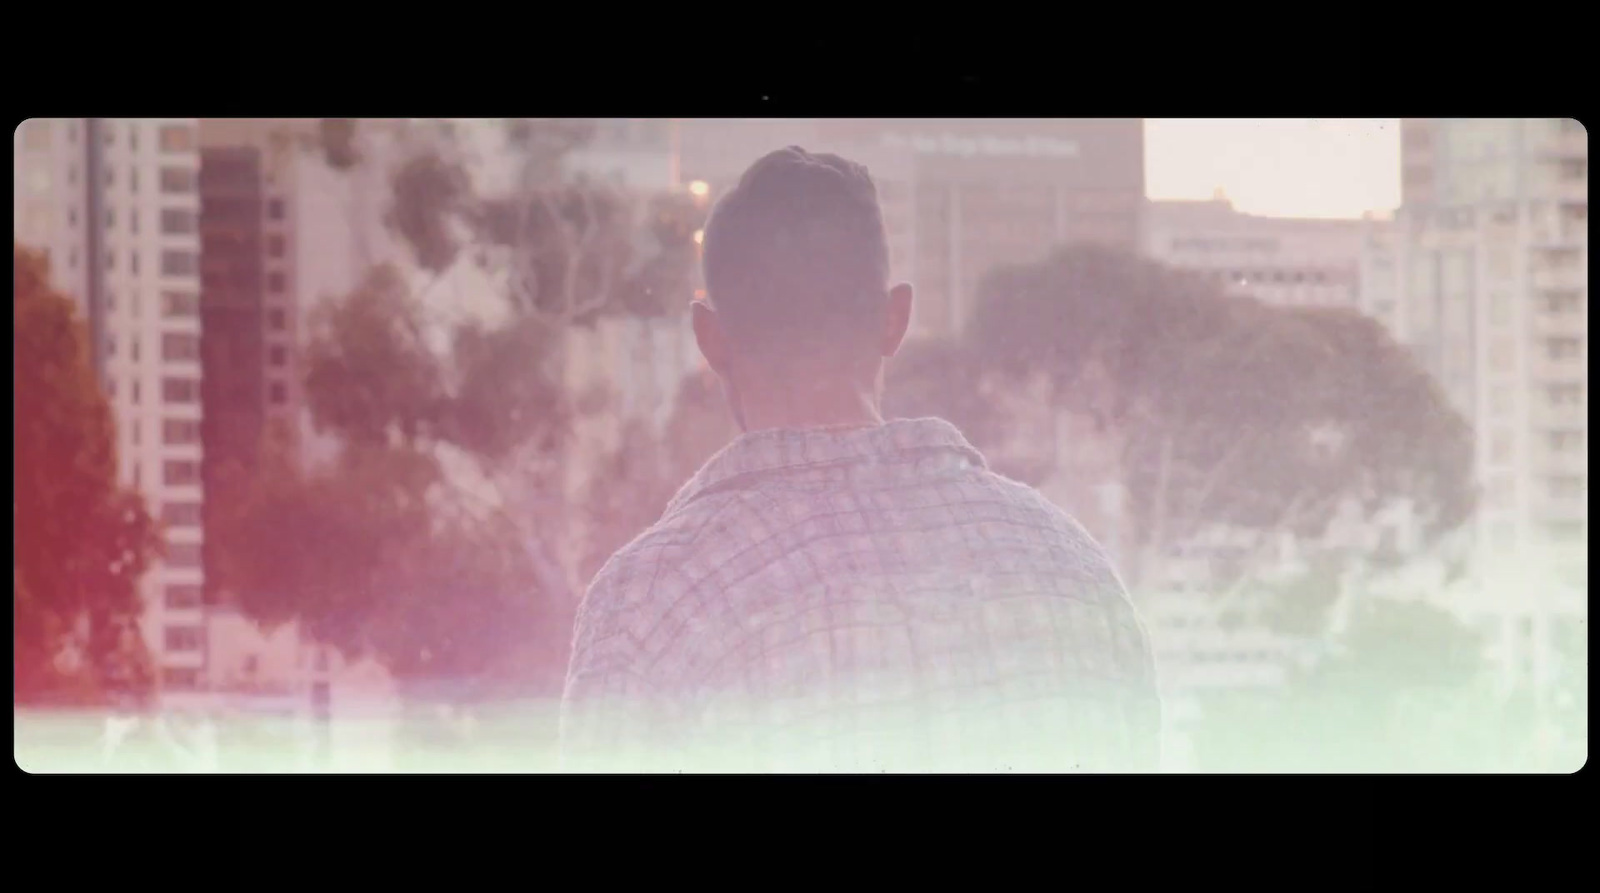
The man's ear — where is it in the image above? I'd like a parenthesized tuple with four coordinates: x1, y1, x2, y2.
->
(692, 299, 730, 376)
(882, 282, 914, 358)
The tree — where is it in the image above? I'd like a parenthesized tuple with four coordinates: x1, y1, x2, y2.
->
(13, 243, 158, 707)
(885, 338, 1005, 452)
(215, 120, 706, 697)
(956, 244, 1475, 597)
(578, 369, 740, 584)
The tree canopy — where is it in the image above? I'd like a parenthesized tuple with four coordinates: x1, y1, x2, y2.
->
(944, 243, 1476, 594)
(215, 120, 706, 697)
(14, 243, 158, 707)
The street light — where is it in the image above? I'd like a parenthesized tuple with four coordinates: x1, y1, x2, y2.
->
(688, 180, 710, 200)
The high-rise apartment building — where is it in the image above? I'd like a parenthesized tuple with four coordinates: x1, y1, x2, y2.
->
(1366, 118, 1587, 720)
(1369, 118, 1587, 568)
(14, 118, 208, 696)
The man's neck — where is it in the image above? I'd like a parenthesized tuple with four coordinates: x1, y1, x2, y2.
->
(736, 378, 884, 434)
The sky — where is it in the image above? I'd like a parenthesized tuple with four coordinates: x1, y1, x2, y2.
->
(1144, 119, 1401, 220)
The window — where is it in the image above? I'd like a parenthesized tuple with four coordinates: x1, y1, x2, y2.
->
(269, 345, 288, 366)
(159, 208, 196, 234)
(130, 168, 138, 192)
(159, 167, 196, 193)
(165, 543, 203, 569)
(267, 199, 285, 220)
(1489, 429, 1513, 464)
(68, 207, 77, 227)
(162, 333, 200, 362)
(131, 252, 139, 275)
(104, 165, 114, 187)
(130, 421, 140, 445)
(268, 381, 288, 404)
(131, 380, 140, 404)
(162, 668, 200, 690)
(1489, 385, 1512, 416)
(162, 291, 199, 317)
(267, 235, 286, 258)
(1545, 291, 1582, 314)
(130, 209, 139, 234)
(1549, 384, 1584, 406)
(161, 250, 197, 277)
(161, 377, 199, 403)
(1550, 431, 1585, 452)
(163, 624, 204, 650)
(1547, 337, 1582, 360)
(163, 419, 201, 444)
(158, 125, 195, 153)
(1549, 476, 1586, 499)
(1488, 291, 1511, 326)
(268, 308, 287, 331)
(163, 460, 200, 485)
(267, 272, 285, 294)
(105, 248, 114, 270)
(69, 165, 78, 186)
(130, 125, 139, 153)
(1488, 338, 1515, 371)
(103, 123, 114, 145)
(164, 583, 202, 610)
(161, 502, 203, 527)
(106, 208, 115, 229)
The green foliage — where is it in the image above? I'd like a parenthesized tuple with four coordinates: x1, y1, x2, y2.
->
(218, 121, 706, 694)
(1190, 599, 1503, 772)
(13, 243, 158, 707)
(915, 243, 1476, 591)
(301, 265, 448, 450)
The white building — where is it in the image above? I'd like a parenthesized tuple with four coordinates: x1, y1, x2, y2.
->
(14, 118, 208, 695)
(1365, 118, 1587, 576)
(1359, 119, 1587, 752)
(1142, 193, 1373, 308)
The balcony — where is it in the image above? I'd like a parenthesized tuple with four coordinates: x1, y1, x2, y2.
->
(1537, 448, 1589, 477)
(1537, 505, 1589, 529)
(1530, 400, 1587, 431)
(1529, 219, 1588, 246)
(1531, 265, 1585, 290)
(1531, 304, 1585, 334)
(1533, 354, 1587, 383)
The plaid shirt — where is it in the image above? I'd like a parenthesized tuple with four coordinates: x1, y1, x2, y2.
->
(560, 417, 1162, 772)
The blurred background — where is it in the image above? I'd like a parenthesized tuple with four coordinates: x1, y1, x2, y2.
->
(12, 118, 1587, 772)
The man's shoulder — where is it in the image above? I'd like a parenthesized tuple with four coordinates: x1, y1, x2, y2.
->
(582, 489, 760, 611)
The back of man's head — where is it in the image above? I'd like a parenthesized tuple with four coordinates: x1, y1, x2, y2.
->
(701, 146, 891, 375)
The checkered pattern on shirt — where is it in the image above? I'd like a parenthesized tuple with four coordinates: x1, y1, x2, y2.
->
(560, 418, 1161, 772)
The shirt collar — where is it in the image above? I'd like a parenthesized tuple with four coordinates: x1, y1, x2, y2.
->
(664, 416, 988, 515)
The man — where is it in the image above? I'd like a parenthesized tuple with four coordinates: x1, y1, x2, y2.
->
(560, 146, 1161, 772)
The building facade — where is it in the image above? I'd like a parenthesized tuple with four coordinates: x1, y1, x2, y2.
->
(14, 118, 209, 695)
(1367, 118, 1587, 730)
(1369, 118, 1587, 572)
(1143, 194, 1374, 308)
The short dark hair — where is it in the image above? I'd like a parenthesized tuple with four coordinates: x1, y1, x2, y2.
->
(701, 146, 890, 369)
